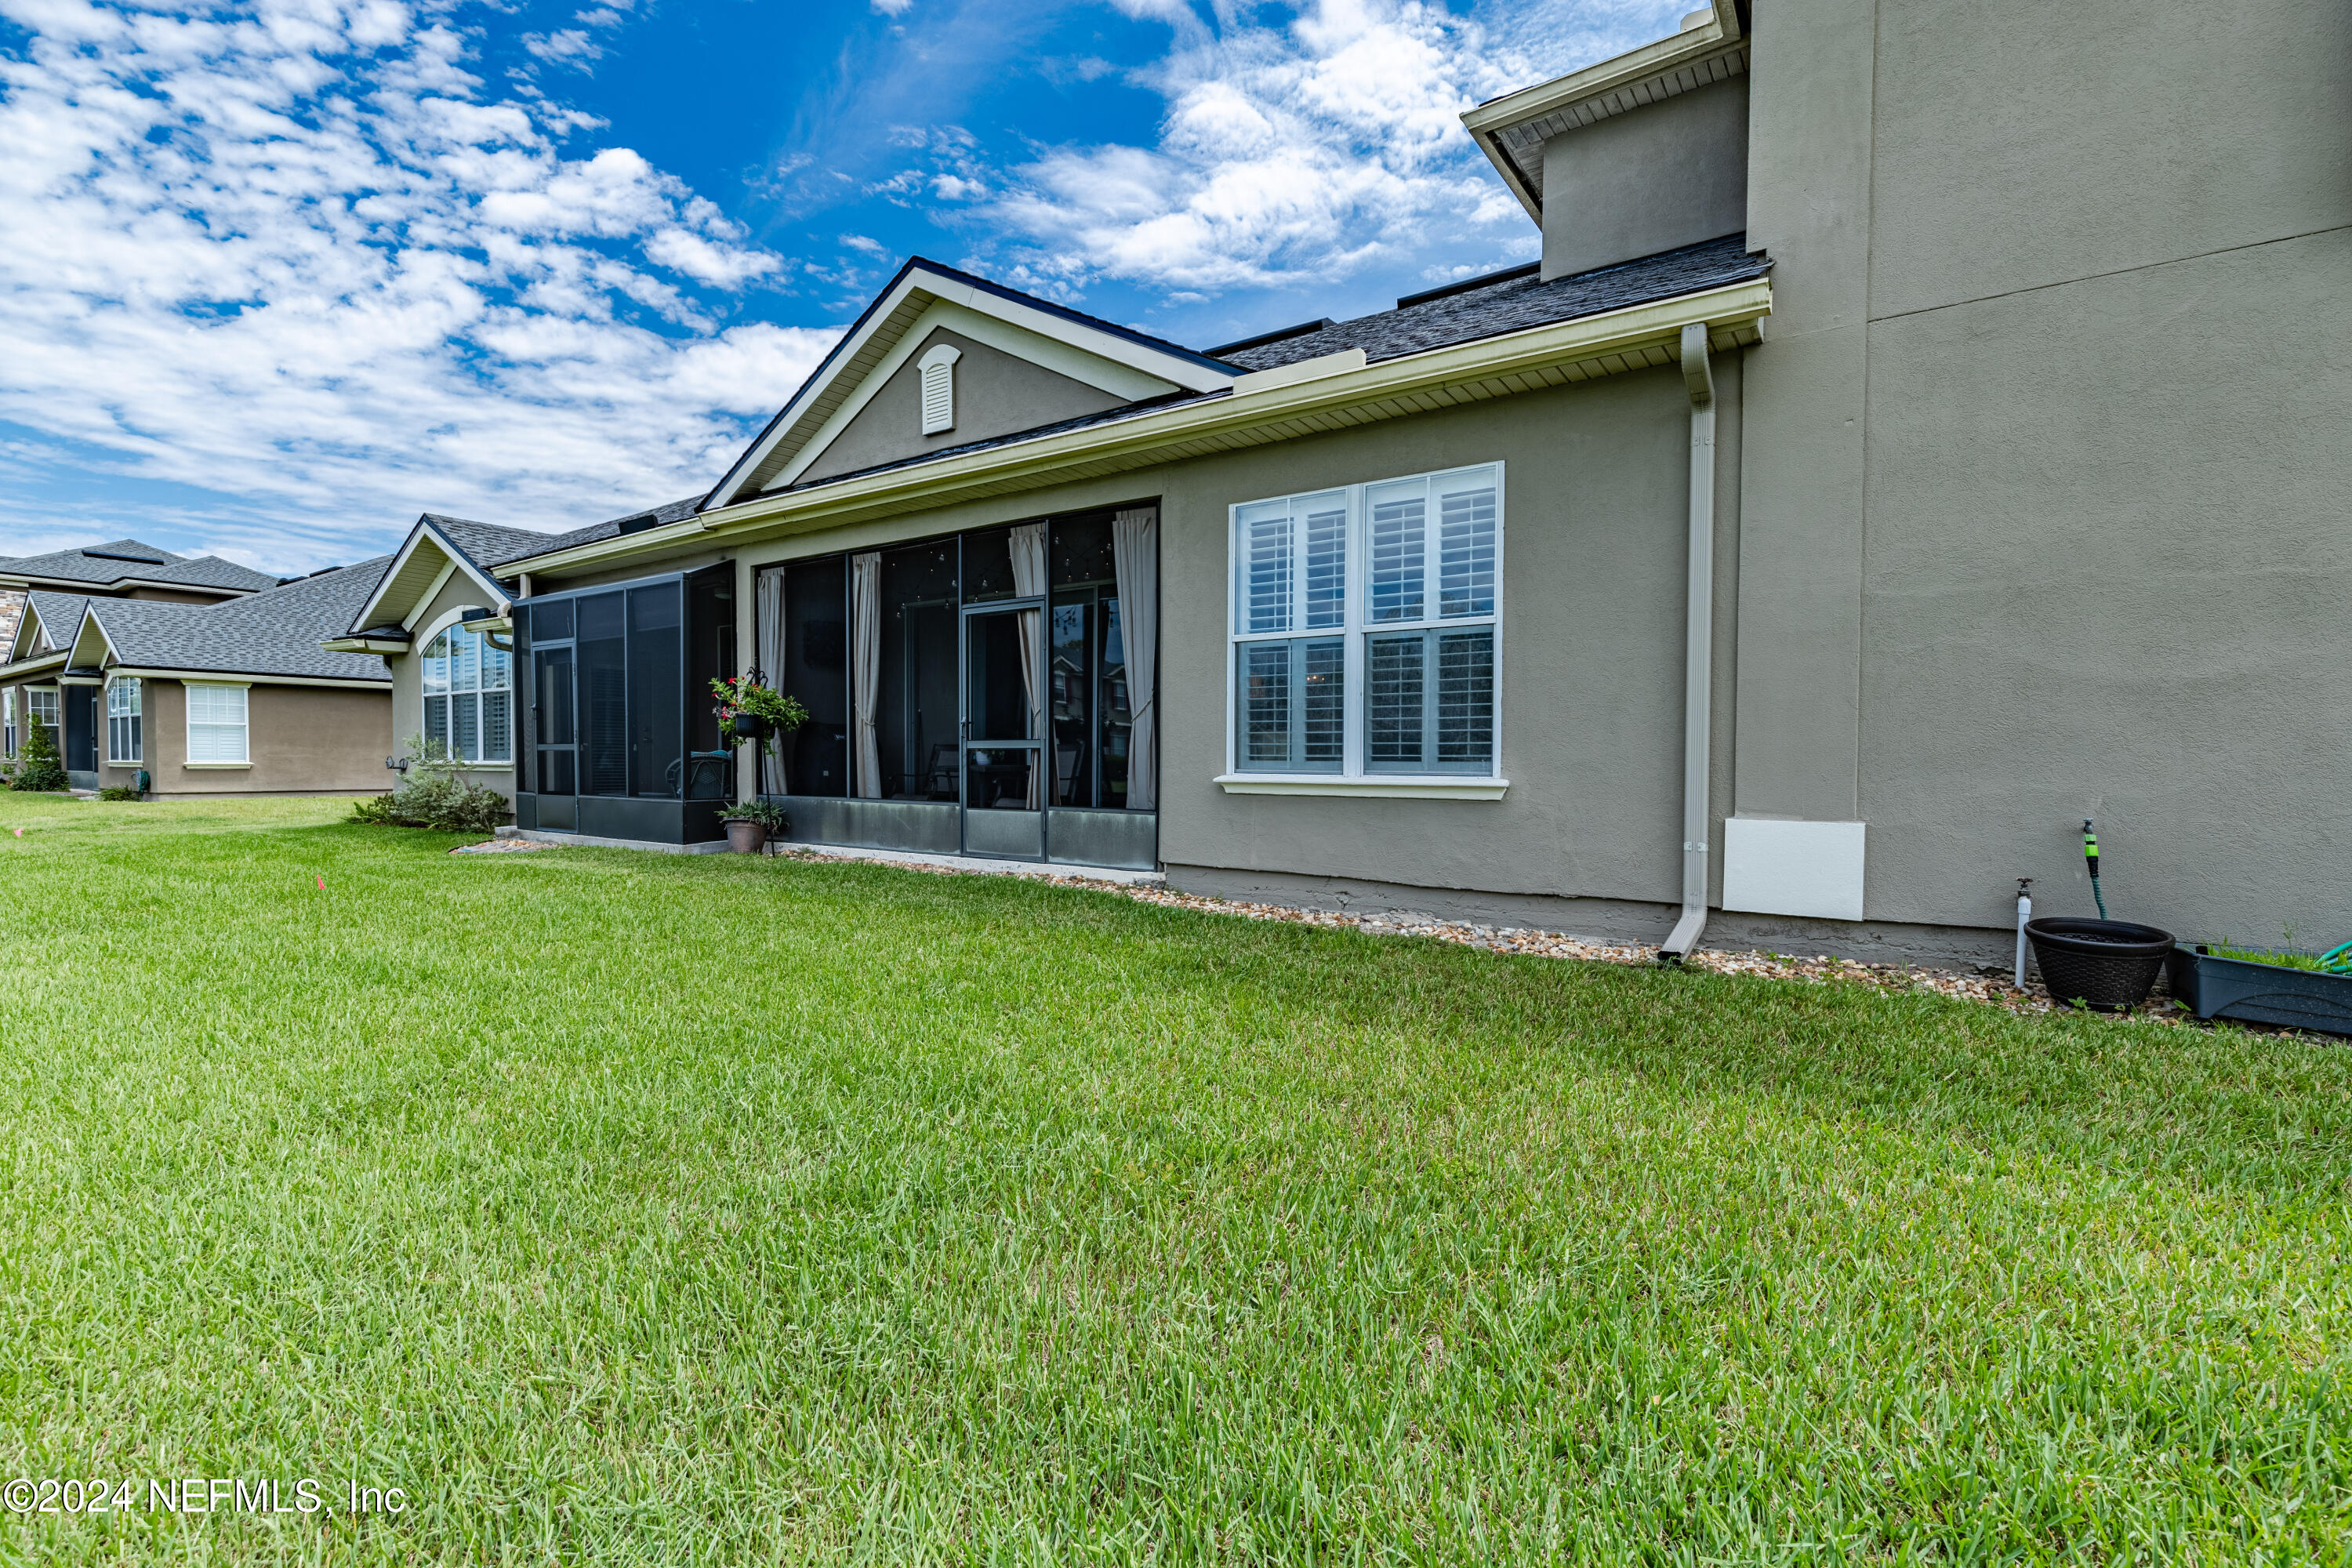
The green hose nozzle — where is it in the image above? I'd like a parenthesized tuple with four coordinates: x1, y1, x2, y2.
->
(2082, 819, 2108, 920)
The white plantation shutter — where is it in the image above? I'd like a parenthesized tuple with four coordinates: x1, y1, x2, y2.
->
(917, 343, 961, 435)
(186, 683, 249, 764)
(1230, 463, 1501, 779)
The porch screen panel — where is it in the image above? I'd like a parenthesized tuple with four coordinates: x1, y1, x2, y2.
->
(579, 591, 626, 796)
(782, 559, 850, 797)
(629, 583, 683, 798)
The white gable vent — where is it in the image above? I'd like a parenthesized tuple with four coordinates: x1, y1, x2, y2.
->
(917, 343, 961, 436)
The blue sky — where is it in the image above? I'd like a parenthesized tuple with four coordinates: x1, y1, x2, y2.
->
(0, 0, 1686, 572)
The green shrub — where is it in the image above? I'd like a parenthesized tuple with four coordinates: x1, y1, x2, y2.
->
(8, 718, 66, 792)
(347, 736, 510, 833)
(96, 785, 143, 802)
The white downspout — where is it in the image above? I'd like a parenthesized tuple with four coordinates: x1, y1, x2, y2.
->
(1660, 321, 1715, 962)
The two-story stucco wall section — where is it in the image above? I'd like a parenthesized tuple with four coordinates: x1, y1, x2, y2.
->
(1737, 0, 2352, 950)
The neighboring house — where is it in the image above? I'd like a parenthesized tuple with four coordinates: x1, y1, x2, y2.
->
(321, 510, 682, 803)
(0, 539, 285, 789)
(2, 557, 395, 795)
(345, 0, 2352, 965)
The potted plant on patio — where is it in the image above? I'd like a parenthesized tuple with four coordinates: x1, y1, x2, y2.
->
(2166, 938, 2352, 1039)
(717, 797, 789, 855)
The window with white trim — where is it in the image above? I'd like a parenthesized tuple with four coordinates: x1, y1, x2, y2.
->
(1230, 463, 1501, 779)
(106, 677, 141, 764)
(2, 689, 13, 757)
(186, 684, 249, 764)
(421, 621, 513, 763)
(27, 687, 58, 751)
(917, 343, 960, 435)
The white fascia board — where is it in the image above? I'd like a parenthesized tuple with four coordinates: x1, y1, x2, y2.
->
(403, 557, 459, 630)
(525, 275, 1771, 577)
(319, 637, 411, 655)
(771, 298, 1186, 491)
(70, 605, 117, 668)
(348, 520, 507, 634)
(112, 668, 391, 690)
(0, 651, 70, 681)
(708, 263, 1236, 510)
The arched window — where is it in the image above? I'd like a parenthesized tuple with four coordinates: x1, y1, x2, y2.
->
(422, 622, 512, 763)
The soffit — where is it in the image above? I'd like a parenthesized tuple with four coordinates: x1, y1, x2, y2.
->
(1463, 0, 1747, 221)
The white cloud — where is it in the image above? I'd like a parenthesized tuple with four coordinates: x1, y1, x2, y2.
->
(871, 0, 914, 15)
(0, 0, 835, 569)
(978, 0, 1686, 296)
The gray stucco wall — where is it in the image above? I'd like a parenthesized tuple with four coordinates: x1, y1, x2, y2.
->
(1739, 0, 2352, 944)
(1540, 76, 1749, 280)
(796, 325, 1128, 485)
(622, 353, 1745, 942)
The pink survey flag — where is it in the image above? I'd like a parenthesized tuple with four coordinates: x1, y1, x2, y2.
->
(316, 873, 325, 891)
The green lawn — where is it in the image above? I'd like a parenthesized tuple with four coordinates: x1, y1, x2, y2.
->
(1, 793, 2347, 1563)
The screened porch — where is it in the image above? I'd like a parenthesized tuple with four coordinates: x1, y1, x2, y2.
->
(753, 504, 1158, 871)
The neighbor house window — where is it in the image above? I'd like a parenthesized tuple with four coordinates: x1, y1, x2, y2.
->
(185, 684, 249, 764)
(421, 622, 513, 764)
(106, 677, 141, 764)
(2, 690, 13, 757)
(28, 688, 59, 751)
(1229, 463, 1501, 778)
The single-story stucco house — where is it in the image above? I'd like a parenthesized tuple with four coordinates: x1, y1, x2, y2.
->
(339, 0, 2352, 967)
(3, 557, 395, 796)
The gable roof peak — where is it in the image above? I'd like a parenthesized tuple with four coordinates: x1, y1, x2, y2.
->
(702, 254, 1241, 512)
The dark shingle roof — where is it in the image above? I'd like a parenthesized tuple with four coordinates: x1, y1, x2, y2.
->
(1214, 234, 1769, 372)
(487, 495, 704, 568)
(417, 515, 572, 574)
(0, 539, 278, 593)
(86, 557, 397, 682)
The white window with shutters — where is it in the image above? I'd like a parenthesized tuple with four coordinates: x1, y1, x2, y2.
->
(1224, 463, 1503, 795)
(917, 343, 960, 436)
(420, 622, 512, 764)
(185, 682, 249, 765)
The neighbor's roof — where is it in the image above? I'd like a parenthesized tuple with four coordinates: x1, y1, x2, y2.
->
(0, 539, 278, 595)
(89, 557, 397, 682)
(22, 591, 92, 655)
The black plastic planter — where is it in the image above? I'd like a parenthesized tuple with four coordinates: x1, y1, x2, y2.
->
(2165, 946, 2352, 1039)
(2025, 917, 2175, 1011)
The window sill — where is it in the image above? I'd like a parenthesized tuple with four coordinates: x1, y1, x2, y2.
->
(1214, 774, 1508, 800)
(183, 761, 252, 770)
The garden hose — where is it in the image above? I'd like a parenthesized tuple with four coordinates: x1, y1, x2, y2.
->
(2322, 942, 2352, 975)
(2082, 820, 2107, 920)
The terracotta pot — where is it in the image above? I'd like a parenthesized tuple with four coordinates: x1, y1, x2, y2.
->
(724, 819, 769, 855)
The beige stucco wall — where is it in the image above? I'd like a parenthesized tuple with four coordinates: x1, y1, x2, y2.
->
(107, 679, 393, 797)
